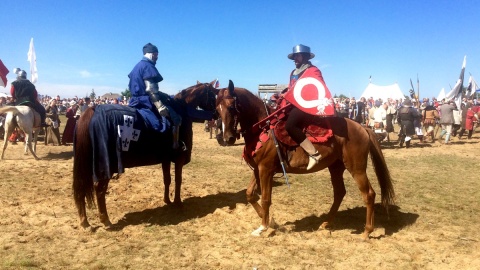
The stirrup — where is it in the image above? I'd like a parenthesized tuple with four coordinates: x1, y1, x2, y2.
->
(307, 152, 321, 170)
(173, 141, 188, 152)
(180, 141, 187, 151)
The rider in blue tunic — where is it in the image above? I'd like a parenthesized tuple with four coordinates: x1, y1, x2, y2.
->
(128, 43, 182, 149)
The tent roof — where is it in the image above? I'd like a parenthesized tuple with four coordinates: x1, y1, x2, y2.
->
(359, 83, 405, 101)
(437, 88, 446, 101)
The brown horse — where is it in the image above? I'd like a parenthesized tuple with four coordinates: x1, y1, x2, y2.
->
(73, 82, 217, 229)
(215, 81, 395, 239)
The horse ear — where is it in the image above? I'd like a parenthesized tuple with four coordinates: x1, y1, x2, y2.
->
(228, 80, 235, 96)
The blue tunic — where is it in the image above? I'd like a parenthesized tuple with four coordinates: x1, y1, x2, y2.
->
(128, 57, 165, 131)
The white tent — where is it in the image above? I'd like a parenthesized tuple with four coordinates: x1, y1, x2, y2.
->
(437, 88, 446, 101)
(359, 83, 406, 101)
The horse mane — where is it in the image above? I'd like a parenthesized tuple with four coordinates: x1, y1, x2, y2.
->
(233, 88, 269, 129)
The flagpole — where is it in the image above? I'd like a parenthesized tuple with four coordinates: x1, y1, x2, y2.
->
(417, 74, 420, 109)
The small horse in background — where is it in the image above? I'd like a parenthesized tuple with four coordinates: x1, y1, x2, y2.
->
(0, 106, 40, 160)
(73, 81, 218, 229)
(215, 81, 395, 239)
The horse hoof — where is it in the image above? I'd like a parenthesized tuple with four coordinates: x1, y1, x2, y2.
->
(251, 225, 267, 236)
(319, 222, 330, 230)
(172, 200, 184, 208)
(80, 221, 91, 230)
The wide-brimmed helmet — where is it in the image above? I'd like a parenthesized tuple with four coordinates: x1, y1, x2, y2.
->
(288, 44, 315, 60)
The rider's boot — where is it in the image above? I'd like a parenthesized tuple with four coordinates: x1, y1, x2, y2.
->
(300, 138, 321, 170)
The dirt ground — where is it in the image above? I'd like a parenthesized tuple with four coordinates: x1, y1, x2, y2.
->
(0, 122, 479, 269)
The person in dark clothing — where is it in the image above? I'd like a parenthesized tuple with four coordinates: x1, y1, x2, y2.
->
(354, 97, 366, 125)
(397, 98, 418, 148)
(10, 69, 47, 127)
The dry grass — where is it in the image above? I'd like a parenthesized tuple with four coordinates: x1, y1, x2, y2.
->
(0, 119, 479, 269)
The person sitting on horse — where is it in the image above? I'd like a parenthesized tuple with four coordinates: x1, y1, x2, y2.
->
(10, 68, 48, 127)
(128, 43, 183, 150)
(282, 44, 335, 170)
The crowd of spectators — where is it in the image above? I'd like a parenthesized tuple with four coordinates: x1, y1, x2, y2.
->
(0, 93, 130, 145)
(332, 95, 479, 146)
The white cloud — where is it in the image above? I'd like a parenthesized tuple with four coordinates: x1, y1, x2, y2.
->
(79, 70, 93, 78)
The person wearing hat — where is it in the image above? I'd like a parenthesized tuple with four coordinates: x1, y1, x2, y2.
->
(282, 44, 335, 170)
(128, 43, 182, 150)
(396, 98, 419, 148)
(10, 68, 48, 127)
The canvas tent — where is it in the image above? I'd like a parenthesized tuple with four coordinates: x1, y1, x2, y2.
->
(359, 83, 405, 101)
(437, 88, 446, 101)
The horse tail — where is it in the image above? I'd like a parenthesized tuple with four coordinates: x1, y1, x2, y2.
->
(366, 128, 396, 211)
(0, 106, 21, 115)
(73, 107, 96, 209)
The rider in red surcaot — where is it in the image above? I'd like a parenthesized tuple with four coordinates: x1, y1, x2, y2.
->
(282, 44, 335, 170)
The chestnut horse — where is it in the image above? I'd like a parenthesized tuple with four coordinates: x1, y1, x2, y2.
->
(215, 81, 395, 239)
(73, 82, 217, 229)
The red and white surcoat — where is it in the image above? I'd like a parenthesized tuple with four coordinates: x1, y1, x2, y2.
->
(283, 65, 335, 116)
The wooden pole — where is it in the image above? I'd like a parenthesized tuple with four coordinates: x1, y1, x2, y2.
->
(417, 74, 420, 109)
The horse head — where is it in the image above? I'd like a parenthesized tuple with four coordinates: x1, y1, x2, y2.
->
(215, 80, 242, 146)
(175, 81, 218, 113)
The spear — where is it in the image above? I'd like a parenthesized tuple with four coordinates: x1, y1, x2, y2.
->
(417, 74, 420, 106)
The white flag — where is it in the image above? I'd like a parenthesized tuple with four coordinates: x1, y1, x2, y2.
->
(28, 38, 38, 84)
(444, 55, 466, 107)
(466, 75, 479, 98)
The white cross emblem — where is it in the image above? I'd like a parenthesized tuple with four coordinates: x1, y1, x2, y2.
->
(117, 115, 141, 151)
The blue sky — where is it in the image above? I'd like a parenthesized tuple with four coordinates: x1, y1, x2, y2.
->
(1, 0, 479, 100)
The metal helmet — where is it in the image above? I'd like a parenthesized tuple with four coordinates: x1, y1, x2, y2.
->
(17, 70, 27, 79)
(288, 44, 315, 60)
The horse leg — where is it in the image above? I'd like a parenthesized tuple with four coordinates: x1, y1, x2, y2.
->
(250, 167, 274, 236)
(321, 159, 347, 230)
(25, 131, 40, 160)
(94, 180, 112, 227)
(353, 172, 376, 239)
(172, 161, 183, 206)
(1, 134, 9, 160)
(162, 161, 173, 205)
(32, 129, 38, 154)
(246, 171, 262, 217)
(75, 189, 90, 229)
(1, 121, 14, 160)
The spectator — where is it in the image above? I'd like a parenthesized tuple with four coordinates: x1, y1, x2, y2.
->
(61, 100, 79, 145)
(438, 100, 456, 144)
(45, 99, 62, 146)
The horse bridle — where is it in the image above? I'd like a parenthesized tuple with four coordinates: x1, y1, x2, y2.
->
(218, 91, 241, 137)
(197, 83, 216, 112)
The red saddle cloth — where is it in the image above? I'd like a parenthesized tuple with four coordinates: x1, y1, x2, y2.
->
(246, 104, 333, 159)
